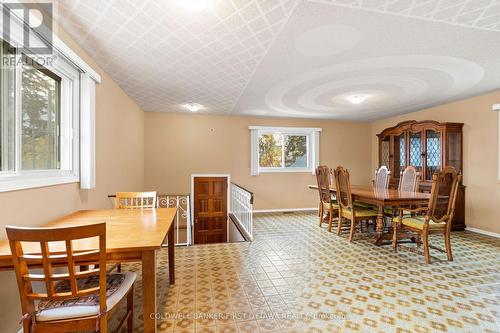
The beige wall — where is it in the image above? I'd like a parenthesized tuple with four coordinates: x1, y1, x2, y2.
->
(144, 112, 373, 211)
(371, 90, 500, 234)
(0, 27, 145, 332)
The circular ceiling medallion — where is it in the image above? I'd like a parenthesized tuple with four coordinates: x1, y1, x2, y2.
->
(295, 25, 361, 57)
(265, 55, 484, 118)
(240, 109, 268, 116)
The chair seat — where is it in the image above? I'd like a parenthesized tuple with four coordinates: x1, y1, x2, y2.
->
(36, 272, 136, 322)
(341, 207, 378, 219)
(323, 201, 339, 210)
(353, 201, 376, 209)
(392, 215, 446, 230)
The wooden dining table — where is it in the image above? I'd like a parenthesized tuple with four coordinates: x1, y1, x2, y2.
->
(0, 208, 177, 333)
(309, 184, 431, 244)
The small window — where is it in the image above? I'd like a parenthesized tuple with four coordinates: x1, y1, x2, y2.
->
(250, 126, 321, 175)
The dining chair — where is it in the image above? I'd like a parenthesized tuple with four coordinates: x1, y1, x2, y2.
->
(315, 165, 339, 232)
(385, 166, 421, 217)
(355, 166, 392, 211)
(392, 167, 462, 263)
(6, 223, 136, 333)
(333, 166, 378, 242)
(374, 166, 391, 189)
(398, 166, 420, 192)
(113, 191, 158, 272)
(115, 191, 158, 209)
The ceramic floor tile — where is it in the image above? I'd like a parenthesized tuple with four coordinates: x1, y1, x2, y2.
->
(108, 213, 500, 332)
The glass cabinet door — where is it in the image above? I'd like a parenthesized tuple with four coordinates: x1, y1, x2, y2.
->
(446, 131, 461, 173)
(425, 129, 441, 180)
(409, 131, 422, 172)
(380, 136, 390, 168)
(393, 133, 406, 177)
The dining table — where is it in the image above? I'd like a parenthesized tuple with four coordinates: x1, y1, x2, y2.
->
(0, 207, 177, 333)
(309, 184, 431, 244)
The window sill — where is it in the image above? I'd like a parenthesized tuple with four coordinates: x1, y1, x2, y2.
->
(258, 168, 313, 174)
(0, 172, 79, 192)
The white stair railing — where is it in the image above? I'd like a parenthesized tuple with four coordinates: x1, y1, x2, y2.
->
(230, 183, 253, 241)
(157, 194, 192, 246)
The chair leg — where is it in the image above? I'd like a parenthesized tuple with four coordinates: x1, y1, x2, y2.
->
(318, 203, 323, 227)
(127, 284, 135, 333)
(392, 223, 398, 251)
(422, 233, 430, 264)
(337, 216, 342, 235)
(348, 219, 356, 242)
(444, 230, 453, 261)
(117, 263, 122, 273)
(327, 210, 333, 232)
(99, 313, 108, 333)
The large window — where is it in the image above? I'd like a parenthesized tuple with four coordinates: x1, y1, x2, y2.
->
(250, 126, 321, 175)
(0, 39, 80, 191)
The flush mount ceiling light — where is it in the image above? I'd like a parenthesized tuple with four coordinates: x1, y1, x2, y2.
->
(183, 103, 203, 112)
(179, 0, 211, 11)
(345, 94, 370, 105)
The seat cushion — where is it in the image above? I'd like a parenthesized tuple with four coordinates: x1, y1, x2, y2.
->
(36, 272, 136, 322)
(341, 207, 378, 219)
(392, 216, 446, 230)
(353, 201, 376, 209)
(323, 201, 339, 210)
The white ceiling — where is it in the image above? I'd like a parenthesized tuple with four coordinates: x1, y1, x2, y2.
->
(53, 0, 500, 120)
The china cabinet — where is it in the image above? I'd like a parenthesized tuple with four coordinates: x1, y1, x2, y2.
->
(377, 120, 465, 230)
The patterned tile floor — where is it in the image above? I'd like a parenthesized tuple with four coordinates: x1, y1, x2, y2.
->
(112, 213, 500, 333)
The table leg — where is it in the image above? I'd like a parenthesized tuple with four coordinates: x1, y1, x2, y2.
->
(168, 223, 175, 285)
(374, 205, 385, 245)
(142, 250, 157, 333)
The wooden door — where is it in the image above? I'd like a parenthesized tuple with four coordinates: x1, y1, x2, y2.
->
(193, 177, 228, 244)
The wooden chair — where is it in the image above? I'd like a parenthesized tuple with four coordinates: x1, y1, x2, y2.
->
(356, 166, 392, 210)
(6, 223, 136, 332)
(113, 191, 157, 272)
(333, 166, 378, 242)
(316, 165, 339, 232)
(398, 166, 420, 192)
(115, 191, 157, 209)
(385, 166, 421, 217)
(374, 166, 391, 189)
(392, 167, 462, 263)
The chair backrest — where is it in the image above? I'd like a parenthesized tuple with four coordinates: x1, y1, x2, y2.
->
(398, 166, 420, 192)
(315, 165, 333, 205)
(427, 167, 462, 225)
(115, 191, 157, 208)
(6, 223, 107, 320)
(374, 166, 391, 189)
(333, 166, 353, 210)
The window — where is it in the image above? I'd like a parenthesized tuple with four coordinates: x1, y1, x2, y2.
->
(249, 126, 321, 175)
(0, 39, 81, 191)
(0, 3, 100, 191)
(21, 55, 61, 170)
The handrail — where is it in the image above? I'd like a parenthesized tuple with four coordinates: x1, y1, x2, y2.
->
(230, 183, 254, 204)
(108, 193, 190, 198)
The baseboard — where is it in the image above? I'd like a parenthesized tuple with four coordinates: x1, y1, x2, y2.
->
(253, 207, 318, 214)
(465, 227, 500, 238)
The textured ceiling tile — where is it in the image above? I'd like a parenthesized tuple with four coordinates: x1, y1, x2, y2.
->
(49, 0, 500, 119)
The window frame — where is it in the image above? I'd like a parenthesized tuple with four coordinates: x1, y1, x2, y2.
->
(249, 126, 321, 176)
(0, 43, 81, 192)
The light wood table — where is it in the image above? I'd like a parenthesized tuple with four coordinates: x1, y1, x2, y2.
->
(0, 208, 177, 333)
(309, 184, 431, 244)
